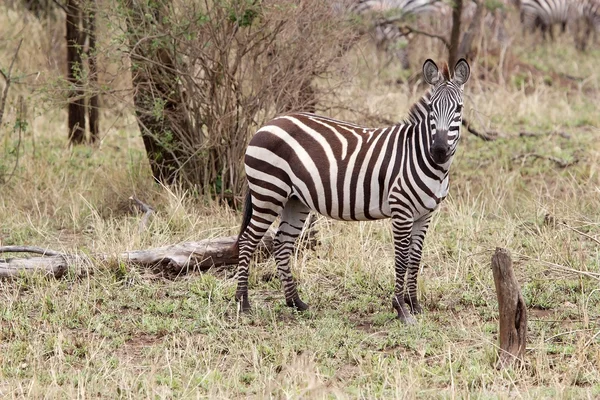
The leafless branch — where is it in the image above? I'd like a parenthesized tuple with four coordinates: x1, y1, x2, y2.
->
(51, 0, 68, 13)
(512, 153, 578, 168)
(517, 254, 600, 281)
(129, 196, 155, 232)
(584, 329, 600, 348)
(0, 39, 23, 128)
(462, 117, 497, 141)
(519, 131, 571, 139)
(397, 25, 450, 49)
(4, 96, 25, 185)
(559, 222, 600, 246)
(0, 246, 66, 257)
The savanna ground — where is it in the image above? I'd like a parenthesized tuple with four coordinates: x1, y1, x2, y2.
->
(1, 4, 600, 399)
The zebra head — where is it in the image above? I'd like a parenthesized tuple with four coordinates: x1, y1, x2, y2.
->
(422, 58, 470, 165)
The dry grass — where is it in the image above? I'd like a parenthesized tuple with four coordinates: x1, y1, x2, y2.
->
(1, 4, 600, 399)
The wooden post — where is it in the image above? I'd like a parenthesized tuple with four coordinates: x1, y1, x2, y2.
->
(491, 247, 527, 369)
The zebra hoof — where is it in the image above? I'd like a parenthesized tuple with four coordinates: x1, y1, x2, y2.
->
(404, 296, 423, 315)
(286, 297, 309, 312)
(236, 293, 252, 313)
(393, 297, 416, 325)
(398, 312, 417, 325)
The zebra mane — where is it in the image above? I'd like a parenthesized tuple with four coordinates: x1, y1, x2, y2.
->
(404, 90, 432, 126)
(441, 63, 450, 80)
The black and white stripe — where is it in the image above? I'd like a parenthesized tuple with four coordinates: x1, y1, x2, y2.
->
(519, 0, 575, 39)
(574, 0, 600, 48)
(235, 59, 471, 324)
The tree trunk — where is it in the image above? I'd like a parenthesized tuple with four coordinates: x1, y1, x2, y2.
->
(124, 0, 184, 184)
(66, 0, 86, 144)
(86, 0, 100, 143)
(448, 0, 463, 68)
(491, 247, 528, 369)
(457, 0, 484, 60)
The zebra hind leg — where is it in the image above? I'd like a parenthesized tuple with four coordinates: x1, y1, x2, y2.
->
(273, 197, 311, 311)
(236, 197, 282, 313)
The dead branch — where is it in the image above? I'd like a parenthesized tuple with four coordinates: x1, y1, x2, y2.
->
(397, 25, 450, 50)
(559, 222, 600, 246)
(129, 196, 154, 232)
(519, 131, 571, 139)
(462, 117, 497, 141)
(0, 255, 76, 278)
(4, 96, 25, 185)
(0, 224, 320, 278)
(517, 254, 600, 281)
(512, 153, 577, 168)
(0, 39, 23, 128)
(0, 246, 66, 257)
(491, 248, 527, 369)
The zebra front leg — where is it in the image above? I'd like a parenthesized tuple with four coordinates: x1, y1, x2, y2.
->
(405, 214, 433, 315)
(274, 198, 310, 311)
(390, 213, 415, 324)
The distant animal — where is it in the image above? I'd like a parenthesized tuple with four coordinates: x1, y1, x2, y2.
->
(518, 0, 575, 40)
(235, 59, 471, 324)
(573, 0, 600, 49)
(345, 0, 449, 69)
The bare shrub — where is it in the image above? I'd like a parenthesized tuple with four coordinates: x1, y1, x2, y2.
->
(118, 0, 355, 204)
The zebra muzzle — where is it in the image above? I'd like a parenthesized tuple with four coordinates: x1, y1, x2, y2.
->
(431, 142, 450, 164)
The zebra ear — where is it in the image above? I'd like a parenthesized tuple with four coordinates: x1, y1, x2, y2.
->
(423, 59, 441, 85)
(453, 58, 470, 86)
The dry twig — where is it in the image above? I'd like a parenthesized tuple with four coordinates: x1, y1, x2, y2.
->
(512, 153, 577, 168)
(129, 196, 154, 232)
(396, 25, 450, 49)
(519, 131, 571, 139)
(517, 254, 600, 281)
(559, 222, 600, 246)
(0, 39, 23, 128)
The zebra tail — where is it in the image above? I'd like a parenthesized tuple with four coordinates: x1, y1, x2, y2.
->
(234, 190, 252, 253)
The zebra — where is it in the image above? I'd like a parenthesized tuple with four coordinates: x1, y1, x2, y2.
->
(518, 0, 576, 40)
(234, 58, 471, 324)
(345, 0, 448, 69)
(573, 0, 600, 49)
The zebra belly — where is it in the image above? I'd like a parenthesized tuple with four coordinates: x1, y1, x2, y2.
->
(290, 185, 392, 222)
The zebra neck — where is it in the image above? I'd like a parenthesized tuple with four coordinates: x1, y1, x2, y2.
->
(406, 91, 432, 126)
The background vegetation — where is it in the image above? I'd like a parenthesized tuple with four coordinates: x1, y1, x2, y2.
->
(0, 0, 599, 398)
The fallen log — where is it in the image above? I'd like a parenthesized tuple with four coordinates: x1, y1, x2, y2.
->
(491, 247, 527, 369)
(0, 254, 75, 278)
(0, 224, 319, 278)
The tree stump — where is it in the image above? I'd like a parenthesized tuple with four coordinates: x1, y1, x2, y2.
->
(491, 247, 527, 369)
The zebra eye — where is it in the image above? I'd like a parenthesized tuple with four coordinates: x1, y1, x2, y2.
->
(456, 105, 463, 113)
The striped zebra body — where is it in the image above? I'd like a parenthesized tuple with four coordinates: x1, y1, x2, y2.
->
(350, 0, 443, 16)
(577, 0, 600, 48)
(236, 59, 471, 324)
(519, 0, 575, 39)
